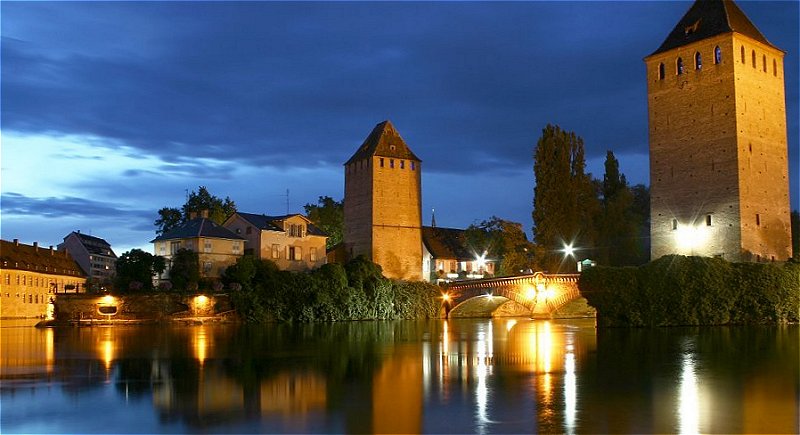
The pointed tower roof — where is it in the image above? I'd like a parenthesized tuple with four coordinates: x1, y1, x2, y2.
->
(345, 120, 421, 165)
(650, 0, 778, 56)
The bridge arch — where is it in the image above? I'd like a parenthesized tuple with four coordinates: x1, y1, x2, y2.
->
(443, 272, 584, 318)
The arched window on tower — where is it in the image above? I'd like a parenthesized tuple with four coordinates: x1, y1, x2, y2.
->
(773, 59, 777, 76)
(658, 63, 665, 80)
(677, 57, 684, 75)
(695, 52, 702, 70)
(751, 50, 756, 68)
(762, 55, 767, 72)
(714, 46, 722, 64)
(740, 45, 745, 63)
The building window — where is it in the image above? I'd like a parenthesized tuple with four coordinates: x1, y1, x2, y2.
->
(232, 241, 241, 254)
(204, 241, 212, 253)
(22, 276, 26, 285)
(740, 45, 745, 63)
(16, 275, 19, 285)
(380, 158, 384, 167)
(411, 161, 416, 170)
(756, 214, 761, 226)
(390, 159, 394, 168)
(159, 244, 166, 255)
(4, 274, 9, 285)
(310, 247, 317, 262)
(676, 57, 684, 75)
(272, 244, 280, 259)
(695, 52, 702, 70)
(658, 63, 665, 80)
(714, 46, 721, 64)
(288, 246, 301, 261)
(672, 219, 678, 230)
(773, 59, 777, 76)
(204, 262, 212, 274)
(400, 160, 405, 169)
(171, 241, 180, 255)
(751, 50, 756, 68)
(706, 214, 712, 226)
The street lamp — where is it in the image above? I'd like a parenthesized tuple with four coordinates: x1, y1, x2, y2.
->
(562, 243, 575, 258)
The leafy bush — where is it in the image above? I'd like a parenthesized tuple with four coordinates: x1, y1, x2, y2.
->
(580, 255, 799, 327)
(224, 255, 442, 323)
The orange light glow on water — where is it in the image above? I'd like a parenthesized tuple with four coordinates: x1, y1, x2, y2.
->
(194, 327, 209, 365)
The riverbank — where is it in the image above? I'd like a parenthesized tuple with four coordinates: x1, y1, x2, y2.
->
(579, 255, 800, 327)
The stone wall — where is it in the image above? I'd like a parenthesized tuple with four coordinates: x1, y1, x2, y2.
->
(53, 293, 232, 322)
(647, 32, 790, 261)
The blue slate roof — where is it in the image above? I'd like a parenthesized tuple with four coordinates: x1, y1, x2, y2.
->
(151, 218, 245, 242)
(650, 0, 777, 56)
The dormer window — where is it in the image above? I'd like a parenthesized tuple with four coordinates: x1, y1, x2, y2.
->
(683, 19, 700, 35)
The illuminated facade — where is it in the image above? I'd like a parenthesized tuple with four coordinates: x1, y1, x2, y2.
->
(344, 120, 423, 280)
(646, 0, 791, 261)
(57, 230, 117, 290)
(151, 215, 245, 281)
(0, 239, 86, 319)
(223, 212, 327, 271)
(422, 226, 496, 283)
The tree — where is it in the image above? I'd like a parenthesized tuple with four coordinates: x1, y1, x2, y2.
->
(596, 151, 640, 266)
(532, 124, 600, 272)
(465, 216, 541, 276)
(304, 196, 344, 249)
(115, 249, 165, 292)
(168, 248, 200, 291)
(154, 186, 237, 235)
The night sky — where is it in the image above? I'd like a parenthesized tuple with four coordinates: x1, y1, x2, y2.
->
(2, 1, 798, 254)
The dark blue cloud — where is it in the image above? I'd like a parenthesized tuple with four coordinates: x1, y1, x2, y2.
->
(1, 192, 151, 221)
(1, 1, 797, 216)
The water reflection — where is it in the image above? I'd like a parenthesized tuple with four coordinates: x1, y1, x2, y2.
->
(0, 320, 797, 434)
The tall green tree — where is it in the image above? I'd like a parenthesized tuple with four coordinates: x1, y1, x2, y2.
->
(596, 151, 640, 266)
(465, 216, 541, 276)
(304, 196, 344, 249)
(532, 124, 599, 272)
(115, 249, 166, 292)
(168, 248, 200, 291)
(155, 186, 236, 235)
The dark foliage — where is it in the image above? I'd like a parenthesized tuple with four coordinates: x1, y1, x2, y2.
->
(579, 255, 799, 327)
(224, 255, 441, 322)
(115, 249, 166, 293)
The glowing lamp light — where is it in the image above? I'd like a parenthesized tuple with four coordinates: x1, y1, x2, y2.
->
(101, 295, 115, 305)
(536, 283, 546, 294)
(442, 293, 451, 302)
(194, 295, 209, 306)
(524, 285, 536, 300)
(563, 243, 575, 258)
(674, 223, 709, 252)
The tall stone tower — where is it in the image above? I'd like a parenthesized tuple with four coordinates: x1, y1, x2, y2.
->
(646, 0, 791, 262)
(344, 120, 423, 280)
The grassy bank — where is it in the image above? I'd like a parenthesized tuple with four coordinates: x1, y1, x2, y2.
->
(224, 255, 442, 322)
(579, 255, 800, 327)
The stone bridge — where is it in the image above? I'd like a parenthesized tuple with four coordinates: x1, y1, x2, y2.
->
(442, 272, 590, 318)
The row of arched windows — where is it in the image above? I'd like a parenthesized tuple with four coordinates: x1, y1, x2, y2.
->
(658, 46, 722, 79)
(740, 45, 778, 76)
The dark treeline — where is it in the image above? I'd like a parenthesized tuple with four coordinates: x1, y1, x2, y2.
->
(223, 255, 442, 322)
(579, 255, 800, 327)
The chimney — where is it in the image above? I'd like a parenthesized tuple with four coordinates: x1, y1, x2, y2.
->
(13, 239, 19, 246)
(50, 246, 55, 256)
(33, 241, 39, 252)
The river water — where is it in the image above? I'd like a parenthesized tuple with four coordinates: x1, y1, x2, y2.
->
(1, 318, 797, 434)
